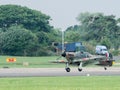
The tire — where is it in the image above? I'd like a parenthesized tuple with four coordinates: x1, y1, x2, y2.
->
(65, 68, 70, 72)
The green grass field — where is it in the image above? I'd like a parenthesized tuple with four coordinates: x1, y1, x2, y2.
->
(0, 56, 66, 68)
(0, 56, 120, 90)
(0, 76, 120, 90)
(0, 55, 119, 68)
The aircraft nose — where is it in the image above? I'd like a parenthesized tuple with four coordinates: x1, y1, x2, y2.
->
(61, 52, 66, 57)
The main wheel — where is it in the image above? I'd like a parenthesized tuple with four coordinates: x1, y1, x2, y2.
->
(65, 67, 71, 72)
(104, 67, 107, 70)
(78, 68, 82, 72)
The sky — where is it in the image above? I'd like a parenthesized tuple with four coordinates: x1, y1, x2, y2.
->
(0, 0, 120, 30)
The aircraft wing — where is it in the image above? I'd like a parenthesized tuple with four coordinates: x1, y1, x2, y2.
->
(72, 55, 106, 63)
(50, 59, 68, 63)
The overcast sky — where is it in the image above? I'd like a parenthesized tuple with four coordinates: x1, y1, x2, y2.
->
(0, 0, 120, 30)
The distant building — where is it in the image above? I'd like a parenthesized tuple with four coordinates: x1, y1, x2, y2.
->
(53, 42, 85, 54)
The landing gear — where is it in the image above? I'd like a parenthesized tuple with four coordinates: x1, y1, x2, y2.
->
(65, 62, 83, 72)
(78, 62, 83, 72)
(65, 62, 71, 72)
(104, 67, 107, 70)
(65, 67, 71, 72)
(78, 68, 82, 72)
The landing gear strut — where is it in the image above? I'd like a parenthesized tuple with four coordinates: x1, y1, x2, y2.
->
(78, 62, 83, 72)
(65, 62, 71, 72)
(65, 62, 83, 72)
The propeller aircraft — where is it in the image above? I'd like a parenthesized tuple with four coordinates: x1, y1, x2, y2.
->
(51, 31, 115, 72)
(61, 49, 114, 72)
(52, 42, 115, 72)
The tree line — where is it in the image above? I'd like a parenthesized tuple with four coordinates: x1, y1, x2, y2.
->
(65, 12, 120, 54)
(0, 5, 119, 56)
(0, 5, 60, 56)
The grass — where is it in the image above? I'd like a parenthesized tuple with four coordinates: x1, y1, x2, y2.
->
(0, 56, 65, 68)
(0, 76, 120, 90)
(0, 56, 120, 90)
(0, 55, 119, 68)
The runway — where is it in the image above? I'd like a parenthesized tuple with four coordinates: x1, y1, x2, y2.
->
(0, 67, 120, 77)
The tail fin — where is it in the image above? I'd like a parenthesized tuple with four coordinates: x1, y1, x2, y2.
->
(105, 52, 114, 66)
(105, 52, 109, 61)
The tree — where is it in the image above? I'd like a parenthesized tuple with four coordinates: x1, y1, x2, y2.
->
(0, 5, 60, 56)
(100, 37, 111, 49)
(76, 12, 119, 49)
(0, 5, 52, 32)
(65, 25, 85, 42)
(65, 30, 81, 42)
(0, 26, 38, 56)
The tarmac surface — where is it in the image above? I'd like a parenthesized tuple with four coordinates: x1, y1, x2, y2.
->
(0, 67, 120, 77)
